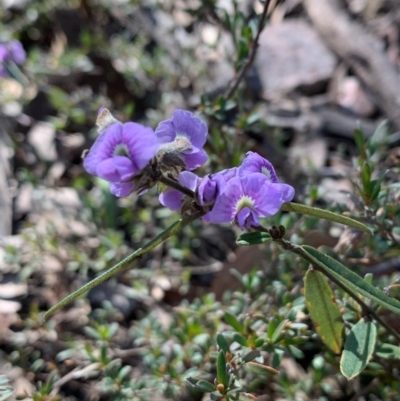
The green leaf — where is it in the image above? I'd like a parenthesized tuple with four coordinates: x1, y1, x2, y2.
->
(272, 347, 284, 369)
(217, 350, 229, 387)
(384, 282, 400, 299)
(304, 269, 343, 354)
(375, 343, 400, 359)
(354, 126, 366, 156)
(340, 319, 377, 379)
(196, 380, 216, 393)
(363, 273, 373, 285)
(233, 332, 248, 347)
(242, 350, 260, 363)
(236, 232, 271, 246)
(216, 333, 230, 353)
(280, 203, 371, 234)
(288, 345, 304, 359)
(271, 319, 288, 344)
(224, 311, 243, 333)
(362, 162, 371, 192)
(368, 120, 388, 154)
(369, 170, 389, 202)
(302, 246, 400, 315)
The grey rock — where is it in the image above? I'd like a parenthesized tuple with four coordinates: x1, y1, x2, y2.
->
(255, 19, 337, 99)
(27, 122, 57, 162)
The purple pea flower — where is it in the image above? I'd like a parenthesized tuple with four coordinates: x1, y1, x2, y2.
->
(9, 41, 26, 64)
(155, 109, 208, 170)
(239, 151, 294, 203)
(203, 152, 294, 229)
(83, 108, 159, 197)
(159, 171, 200, 211)
(0, 40, 26, 77)
(197, 167, 238, 206)
(204, 173, 289, 229)
(0, 47, 8, 77)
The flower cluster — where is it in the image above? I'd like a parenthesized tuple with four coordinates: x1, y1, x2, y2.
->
(0, 40, 26, 77)
(160, 153, 294, 229)
(83, 108, 294, 229)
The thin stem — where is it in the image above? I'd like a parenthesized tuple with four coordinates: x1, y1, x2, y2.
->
(44, 210, 205, 320)
(273, 236, 400, 342)
(223, 0, 272, 99)
(158, 175, 196, 198)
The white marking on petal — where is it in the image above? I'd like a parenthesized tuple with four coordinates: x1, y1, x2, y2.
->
(113, 143, 130, 157)
(235, 195, 255, 214)
(261, 166, 272, 180)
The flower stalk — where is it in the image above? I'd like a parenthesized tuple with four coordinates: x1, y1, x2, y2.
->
(43, 210, 205, 320)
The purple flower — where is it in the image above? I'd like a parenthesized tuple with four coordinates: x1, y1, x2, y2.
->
(0, 40, 26, 77)
(202, 152, 294, 229)
(83, 109, 159, 197)
(155, 109, 208, 170)
(159, 171, 200, 211)
(239, 152, 279, 181)
(9, 41, 26, 64)
(239, 151, 294, 202)
(197, 167, 238, 206)
(204, 173, 289, 229)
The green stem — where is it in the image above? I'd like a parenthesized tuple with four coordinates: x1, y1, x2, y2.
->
(44, 210, 204, 320)
(280, 202, 371, 234)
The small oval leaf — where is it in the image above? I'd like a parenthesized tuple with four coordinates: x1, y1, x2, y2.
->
(233, 332, 248, 347)
(340, 319, 377, 380)
(375, 343, 400, 360)
(305, 269, 343, 354)
(216, 333, 230, 353)
(242, 350, 260, 363)
(217, 350, 228, 387)
(224, 312, 243, 333)
(196, 380, 216, 393)
(236, 232, 271, 246)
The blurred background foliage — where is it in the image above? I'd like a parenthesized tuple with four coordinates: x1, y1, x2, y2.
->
(1, 0, 400, 400)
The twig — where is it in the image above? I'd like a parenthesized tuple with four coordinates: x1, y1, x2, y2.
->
(223, 0, 272, 99)
(50, 362, 101, 395)
(158, 175, 196, 198)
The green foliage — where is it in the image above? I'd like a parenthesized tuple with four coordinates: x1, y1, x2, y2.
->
(340, 319, 377, 379)
(236, 231, 271, 246)
(304, 269, 343, 354)
(302, 245, 400, 314)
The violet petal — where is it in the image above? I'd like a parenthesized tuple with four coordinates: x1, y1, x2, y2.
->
(171, 109, 208, 148)
(110, 181, 135, 197)
(83, 123, 123, 175)
(159, 189, 183, 211)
